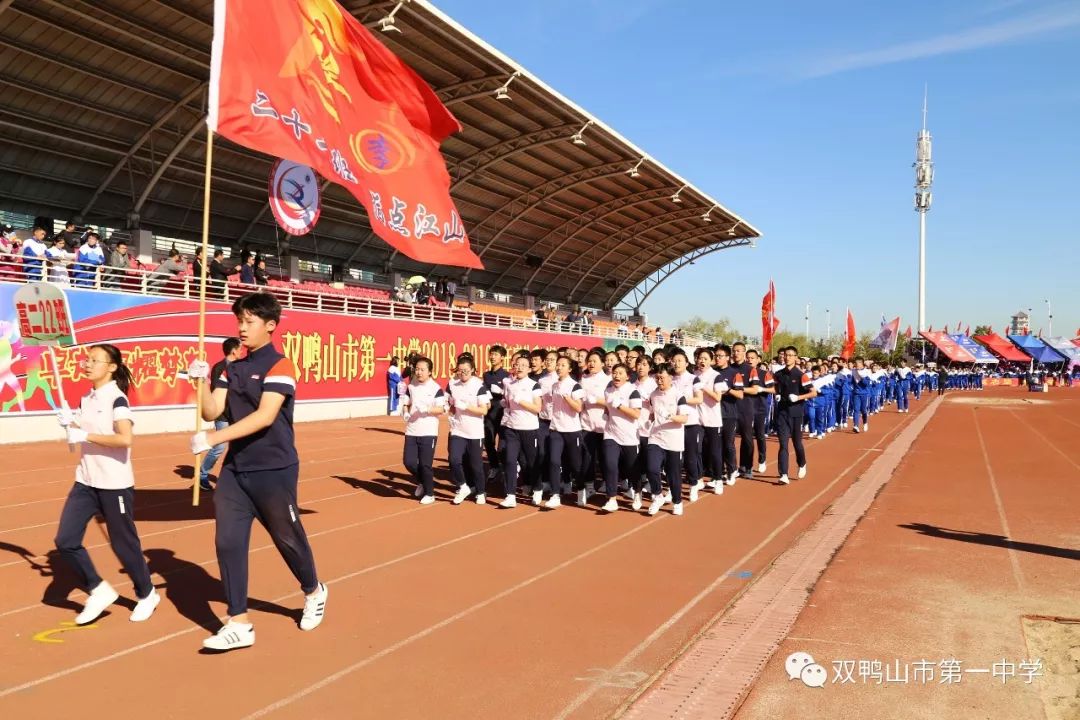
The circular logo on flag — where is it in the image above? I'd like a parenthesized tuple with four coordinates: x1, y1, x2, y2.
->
(268, 159, 321, 235)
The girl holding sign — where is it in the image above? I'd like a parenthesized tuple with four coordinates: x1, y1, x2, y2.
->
(55, 344, 159, 625)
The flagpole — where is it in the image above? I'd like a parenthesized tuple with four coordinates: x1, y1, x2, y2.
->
(193, 129, 214, 507)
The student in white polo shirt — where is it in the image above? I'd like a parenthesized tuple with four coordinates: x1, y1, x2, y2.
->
(545, 356, 585, 509)
(498, 355, 543, 508)
(400, 356, 448, 505)
(632, 356, 658, 509)
(577, 349, 610, 499)
(646, 364, 690, 516)
(600, 363, 643, 513)
(447, 356, 491, 505)
(694, 348, 727, 496)
(54, 343, 160, 625)
(670, 350, 705, 502)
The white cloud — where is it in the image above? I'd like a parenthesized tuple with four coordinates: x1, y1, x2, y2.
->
(801, 4, 1080, 78)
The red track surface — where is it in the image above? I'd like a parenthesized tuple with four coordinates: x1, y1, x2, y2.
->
(4, 389, 1067, 719)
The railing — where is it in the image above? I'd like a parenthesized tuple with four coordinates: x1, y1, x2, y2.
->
(0, 251, 695, 343)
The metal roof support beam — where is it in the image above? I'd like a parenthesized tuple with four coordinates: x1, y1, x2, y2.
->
(133, 116, 207, 213)
(80, 83, 206, 219)
(611, 240, 752, 311)
(0, 0, 14, 18)
(512, 188, 676, 290)
(539, 206, 708, 298)
(449, 124, 579, 191)
(574, 225, 737, 302)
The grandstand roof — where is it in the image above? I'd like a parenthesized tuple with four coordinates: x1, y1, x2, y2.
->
(0, 0, 761, 310)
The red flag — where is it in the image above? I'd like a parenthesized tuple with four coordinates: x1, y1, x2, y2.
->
(841, 308, 856, 360)
(209, 0, 482, 267)
(904, 325, 912, 339)
(929, 324, 934, 332)
(964, 325, 970, 337)
(760, 280, 778, 353)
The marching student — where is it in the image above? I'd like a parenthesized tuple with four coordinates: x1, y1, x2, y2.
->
(448, 356, 491, 505)
(198, 337, 243, 493)
(632, 356, 658, 507)
(744, 349, 775, 476)
(694, 348, 727, 495)
(498, 355, 543, 508)
(188, 292, 326, 651)
(577, 350, 611, 503)
(544, 356, 586, 509)
(670, 350, 704, 502)
(646, 365, 690, 516)
(713, 344, 742, 487)
(773, 346, 816, 485)
(535, 350, 559, 493)
(851, 357, 872, 432)
(895, 359, 912, 413)
(600, 363, 643, 513)
(399, 356, 448, 505)
(482, 346, 510, 482)
(54, 344, 160, 625)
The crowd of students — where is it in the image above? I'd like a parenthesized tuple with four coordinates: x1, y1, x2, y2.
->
(390, 342, 966, 516)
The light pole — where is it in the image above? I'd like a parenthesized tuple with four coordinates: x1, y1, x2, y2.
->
(826, 308, 831, 341)
(914, 89, 933, 331)
(1045, 298, 1052, 337)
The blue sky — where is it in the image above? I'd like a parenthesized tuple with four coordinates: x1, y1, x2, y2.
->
(435, 0, 1079, 338)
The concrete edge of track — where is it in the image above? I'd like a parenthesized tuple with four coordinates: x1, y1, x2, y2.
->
(617, 396, 944, 720)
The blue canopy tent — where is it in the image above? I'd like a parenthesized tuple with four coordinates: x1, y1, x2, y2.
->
(1044, 337, 1080, 370)
(1007, 335, 1068, 366)
(949, 334, 998, 364)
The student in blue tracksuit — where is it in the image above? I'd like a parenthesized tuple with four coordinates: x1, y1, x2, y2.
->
(851, 357, 872, 433)
(73, 232, 105, 287)
(836, 359, 853, 429)
(895, 360, 912, 413)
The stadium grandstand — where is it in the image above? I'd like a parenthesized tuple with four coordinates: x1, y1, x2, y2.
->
(0, 0, 760, 325)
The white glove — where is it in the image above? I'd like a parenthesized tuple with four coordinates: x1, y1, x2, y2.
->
(187, 360, 211, 380)
(57, 407, 75, 427)
(610, 396, 623, 409)
(66, 427, 88, 444)
(490, 384, 503, 395)
(190, 431, 212, 454)
(716, 381, 729, 393)
(788, 393, 800, 403)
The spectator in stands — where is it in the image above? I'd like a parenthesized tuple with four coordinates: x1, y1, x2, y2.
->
(208, 249, 240, 298)
(435, 277, 448, 302)
(0, 225, 20, 280)
(446, 277, 457, 307)
(56, 221, 82, 252)
(103, 239, 130, 289)
(73, 232, 105, 287)
(395, 284, 414, 303)
(147, 248, 185, 290)
(22, 226, 49, 282)
(618, 320, 629, 338)
(255, 258, 269, 287)
(239, 253, 256, 285)
(415, 281, 431, 304)
(46, 234, 75, 286)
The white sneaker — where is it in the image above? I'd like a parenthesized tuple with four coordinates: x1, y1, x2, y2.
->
(498, 495, 517, 508)
(714, 481, 724, 495)
(631, 492, 642, 511)
(689, 485, 699, 503)
(757, 462, 766, 473)
(576, 489, 587, 507)
(532, 490, 543, 506)
(601, 497, 618, 513)
(863, 423, 869, 432)
(419, 494, 435, 505)
(202, 621, 255, 651)
(797, 466, 807, 479)
(695, 480, 704, 491)
(647, 495, 664, 516)
(475, 493, 486, 505)
(672, 502, 684, 516)
(75, 580, 119, 625)
(545, 494, 561, 509)
(129, 587, 161, 623)
(778, 474, 790, 485)
(726, 471, 738, 486)
(300, 583, 328, 631)
(853, 425, 861, 434)
(623, 488, 636, 500)
(453, 485, 472, 505)
(413, 484, 423, 498)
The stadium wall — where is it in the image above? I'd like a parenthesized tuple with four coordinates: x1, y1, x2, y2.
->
(0, 283, 620, 445)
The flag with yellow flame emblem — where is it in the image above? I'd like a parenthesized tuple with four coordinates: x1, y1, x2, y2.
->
(209, 0, 482, 268)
